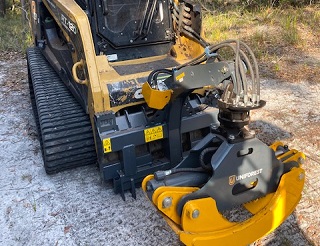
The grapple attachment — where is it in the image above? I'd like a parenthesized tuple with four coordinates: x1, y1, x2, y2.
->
(142, 142, 305, 245)
(141, 36, 305, 245)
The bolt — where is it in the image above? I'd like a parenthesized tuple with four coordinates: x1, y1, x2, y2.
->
(211, 123, 219, 130)
(192, 209, 200, 219)
(228, 134, 235, 141)
(220, 66, 229, 74)
(162, 197, 172, 208)
(298, 172, 305, 180)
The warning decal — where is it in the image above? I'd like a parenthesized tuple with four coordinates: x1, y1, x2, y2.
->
(103, 138, 112, 153)
(144, 126, 163, 143)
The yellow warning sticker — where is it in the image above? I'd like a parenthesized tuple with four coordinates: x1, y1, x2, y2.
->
(144, 126, 163, 143)
(176, 72, 185, 82)
(103, 138, 112, 153)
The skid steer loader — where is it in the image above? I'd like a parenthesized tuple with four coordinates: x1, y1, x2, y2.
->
(27, 0, 305, 245)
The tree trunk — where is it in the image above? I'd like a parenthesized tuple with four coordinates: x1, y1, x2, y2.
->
(0, 0, 6, 18)
(21, 0, 26, 24)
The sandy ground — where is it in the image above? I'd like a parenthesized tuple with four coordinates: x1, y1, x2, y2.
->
(0, 53, 319, 246)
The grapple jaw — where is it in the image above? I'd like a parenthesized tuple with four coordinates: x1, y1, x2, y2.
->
(142, 142, 305, 246)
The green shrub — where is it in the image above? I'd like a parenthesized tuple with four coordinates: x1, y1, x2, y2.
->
(199, 0, 317, 11)
(281, 15, 300, 45)
(0, 12, 31, 52)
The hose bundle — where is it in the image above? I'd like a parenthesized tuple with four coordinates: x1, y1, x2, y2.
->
(170, 1, 260, 108)
(175, 39, 261, 108)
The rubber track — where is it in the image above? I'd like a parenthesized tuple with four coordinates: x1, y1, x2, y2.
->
(27, 47, 97, 174)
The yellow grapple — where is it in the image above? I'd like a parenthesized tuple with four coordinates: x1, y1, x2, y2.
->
(142, 142, 305, 246)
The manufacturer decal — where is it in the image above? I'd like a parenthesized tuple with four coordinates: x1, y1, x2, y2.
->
(61, 14, 77, 34)
(107, 78, 146, 107)
(229, 175, 236, 185)
(46, 0, 56, 9)
(229, 169, 263, 185)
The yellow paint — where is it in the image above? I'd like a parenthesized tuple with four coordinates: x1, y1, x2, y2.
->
(72, 60, 88, 85)
(40, 0, 210, 118)
(172, 35, 204, 61)
(176, 72, 185, 82)
(144, 126, 164, 143)
(270, 141, 305, 166)
(152, 187, 199, 225)
(141, 175, 154, 192)
(142, 141, 306, 246)
(142, 82, 172, 110)
(103, 138, 112, 153)
(181, 198, 235, 233)
(178, 167, 305, 246)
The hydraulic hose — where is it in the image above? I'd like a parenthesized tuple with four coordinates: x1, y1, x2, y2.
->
(154, 167, 208, 181)
(179, 39, 260, 107)
(199, 147, 217, 171)
(147, 69, 173, 88)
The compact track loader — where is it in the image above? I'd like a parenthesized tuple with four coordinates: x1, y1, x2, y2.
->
(27, 0, 305, 245)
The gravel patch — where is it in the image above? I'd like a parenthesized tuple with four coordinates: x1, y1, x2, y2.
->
(0, 53, 319, 246)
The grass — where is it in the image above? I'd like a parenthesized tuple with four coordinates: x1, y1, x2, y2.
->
(1, 2, 319, 82)
(203, 7, 310, 46)
(202, 4, 320, 82)
(0, 12, 32, 52)
(281, 15, 299, 45)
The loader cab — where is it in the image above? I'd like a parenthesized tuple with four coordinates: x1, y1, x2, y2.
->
(92, 0, 174, 61)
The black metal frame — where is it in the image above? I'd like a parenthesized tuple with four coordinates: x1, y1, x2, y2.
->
(95, 98, 220, 199)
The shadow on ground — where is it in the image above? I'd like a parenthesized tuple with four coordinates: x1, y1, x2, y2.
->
(250, 120, 293, 145)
